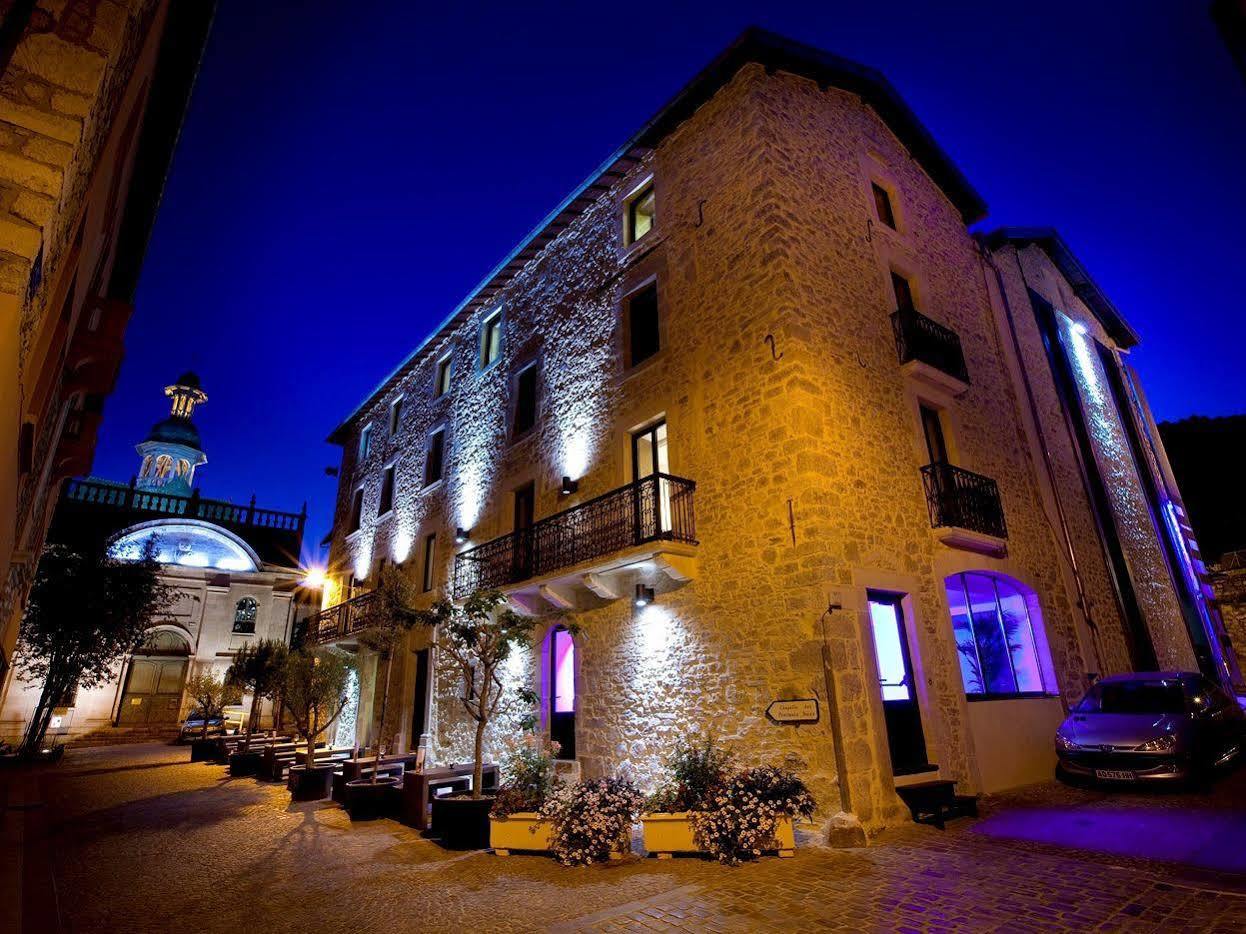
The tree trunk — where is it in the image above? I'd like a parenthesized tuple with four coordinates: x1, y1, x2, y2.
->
(243, 690, 260, 754)
(372, 654, 392, 784)
(22, 674, 61, 757)
(472, 717, 486, 800)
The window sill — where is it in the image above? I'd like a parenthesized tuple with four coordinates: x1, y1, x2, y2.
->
(421, 480, 444, 494)
(620, 351, 664, 383)
(965, 692, 1057, 702)
(618, 229, 665, 265)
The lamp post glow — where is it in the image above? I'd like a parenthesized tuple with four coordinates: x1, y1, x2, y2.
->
(302, 566, 326, 589)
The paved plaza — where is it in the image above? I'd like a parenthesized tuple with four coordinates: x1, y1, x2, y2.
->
(5, 743, 1246, 932)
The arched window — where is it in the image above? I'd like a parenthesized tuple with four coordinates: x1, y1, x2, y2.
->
(154, 455, 173, 479)
(944, 572, 1050, 697)
(233, 597, 258, 634)
(175, 459, 190, 478)
(140, 455, 154, 477)
(137, 629, 190, 656)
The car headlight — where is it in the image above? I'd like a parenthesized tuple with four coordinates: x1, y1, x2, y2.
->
(1135, 734, 1176, 753)
(1055, 732, 1080, 752)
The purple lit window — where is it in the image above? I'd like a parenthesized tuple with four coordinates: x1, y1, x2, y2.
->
(552, 627, 575, 714)
(945, 572, 1045, 697)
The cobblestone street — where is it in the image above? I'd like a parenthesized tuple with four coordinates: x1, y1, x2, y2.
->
(6, 743, 1246, 933)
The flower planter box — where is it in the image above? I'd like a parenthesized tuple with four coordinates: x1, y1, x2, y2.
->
(228, 750, 263, 777)
(641, 812, 796, 859)
(344, 777, 400, 821)
(489, 812, 552, 855)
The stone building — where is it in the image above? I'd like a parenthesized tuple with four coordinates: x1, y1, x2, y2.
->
(314, 29, 1237, 836)
(0, 373, 315, 745)
(0, 0, 215, 681)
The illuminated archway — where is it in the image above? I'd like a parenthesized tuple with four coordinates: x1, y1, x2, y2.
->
(109, 519, 261, 572)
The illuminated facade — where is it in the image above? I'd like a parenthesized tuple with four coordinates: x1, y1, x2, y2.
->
(319, 30, 1236, 835)
(0, 374, 313, 745)
(0, 1, 216, 680)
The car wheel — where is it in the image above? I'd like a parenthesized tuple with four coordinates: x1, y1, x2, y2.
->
(1055, 764, 1085, 788)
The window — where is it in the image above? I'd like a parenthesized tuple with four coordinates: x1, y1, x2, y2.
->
(919, 405, 948, 465)
(349, 488, 364, 533)
(421, 533, 436, 593)
(626, 282, 660, 367)
(945, 572, 1047, 697)
(359, 424, 373, 459)
(435, 355, 453, 397)
(389, 398, 403, 435)
(423, 429, 445, 486)
(233, 597, 258, 634)
(625, 182, 655, 245)
(377, 464, 395, 516)
(480, 311, 502, 368)
(513, 363, 539, 436)
(872, 182, 896, 229)
(891, 271, 914, 311)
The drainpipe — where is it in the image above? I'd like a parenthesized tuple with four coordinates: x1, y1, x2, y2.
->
(974, 238, 1104, 679)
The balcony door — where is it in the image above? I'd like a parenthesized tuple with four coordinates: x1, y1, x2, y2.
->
(867, 592, 929, 776)
(550, 625, 576, 760)
(513, 481, 535, 579)
(632, 421, 670, 536)
(919, 404, 948, 466)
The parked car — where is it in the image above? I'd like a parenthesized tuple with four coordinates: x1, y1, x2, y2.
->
(1055, 672, 1246, 786)
(178, 704, 246, 741)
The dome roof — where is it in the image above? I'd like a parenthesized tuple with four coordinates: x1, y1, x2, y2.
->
(144, 415, 202, 449)
(172, 370, 202, 390)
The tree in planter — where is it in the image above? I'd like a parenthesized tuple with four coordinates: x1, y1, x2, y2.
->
(226, 639, 288, 753)
(282, 648, 355, 770)
(185, 669, 238, 740)
(356, 565, 423, 782)
(415, 590, 554, 799)
(16, 542, 173, 757)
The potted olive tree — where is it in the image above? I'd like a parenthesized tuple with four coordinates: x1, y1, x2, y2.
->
(282, 648, 355, 802)
(184, 669, 238, 762)
(344, 566, 422, 819)
(415, 590, 543, 849)
(225, 639, 288, 776)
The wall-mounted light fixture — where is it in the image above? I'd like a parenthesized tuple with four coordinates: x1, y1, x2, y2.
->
(560, 475, 579, 496)
(302, 567, 326, 589)
(455, 527, 470, 544)
(634, 584, 655, 608)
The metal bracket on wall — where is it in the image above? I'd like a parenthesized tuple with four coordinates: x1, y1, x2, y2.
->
(765, 334, 783, 361)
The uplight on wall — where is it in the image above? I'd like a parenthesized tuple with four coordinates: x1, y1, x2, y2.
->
(455, 527, 471, 545)
(560, 475, 579, 496)
(634, 584, 655, 608)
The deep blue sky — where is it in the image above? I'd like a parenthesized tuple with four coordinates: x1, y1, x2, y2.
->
(89, 1, 1246, 564)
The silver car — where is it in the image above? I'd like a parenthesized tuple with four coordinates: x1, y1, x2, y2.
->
(1055, 672, 1246, 785)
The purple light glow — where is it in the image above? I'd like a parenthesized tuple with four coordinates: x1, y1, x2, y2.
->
(553, 628, 575, 714)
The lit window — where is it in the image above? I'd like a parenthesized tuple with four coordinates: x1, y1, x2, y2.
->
(359, 424, 373, 459)
(513, 363, 539, 436)
(435, 355, 453, 397)
(377, 464, 395, 516)
(872, 182, 896, 229)
(626, 282, 660, 367)
(421, 532, 436, 593)
(155, 455, 173, 479)
(480, 311, 502, 368)
(891, 271, 914, 311)
(233, 597, 258, 634)
(424, 429, 445, 487)
(349, 488, 364, 533)
(389, 398, 403, 435)
(945, 572, 1047, 697)
(626, 182, 655, 245)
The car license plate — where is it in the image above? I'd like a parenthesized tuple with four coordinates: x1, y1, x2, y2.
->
(1095, 769, 1135, 781)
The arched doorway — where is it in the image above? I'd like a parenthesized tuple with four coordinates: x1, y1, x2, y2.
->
(549, 625, 576, 760)
(117, 629, 191, 727)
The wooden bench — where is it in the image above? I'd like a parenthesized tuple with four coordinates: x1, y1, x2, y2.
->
(332, 753, 423, 802)
(261, 741, 329, 781)
(400, 763, 499, 831)
(281, 747, 355, 789)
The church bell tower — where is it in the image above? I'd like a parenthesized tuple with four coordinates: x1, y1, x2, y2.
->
(135, 371, 208, 495)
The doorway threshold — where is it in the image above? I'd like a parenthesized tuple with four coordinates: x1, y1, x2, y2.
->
(894, 765, 941, 788)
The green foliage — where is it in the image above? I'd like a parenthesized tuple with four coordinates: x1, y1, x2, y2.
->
(184, 669, 238, 739)
(646, 734, 736, 813)
(281, 648, 354, 765)
(17, 541, 174, 755)
(490, 735, 563, 818)
(689, 766, 816, 865)
(227, 639, 289, 750)
(540, 777, 644, 865)
(356, 566, 424, 773)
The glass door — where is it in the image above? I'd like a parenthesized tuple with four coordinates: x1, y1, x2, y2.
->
(867, 592, 929, 775)
(631, 421, 670, 536)
(550, 626, 576, 759)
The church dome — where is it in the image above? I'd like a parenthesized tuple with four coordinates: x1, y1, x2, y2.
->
(144, 415, 202, 448)
(172, 370, 202, 391)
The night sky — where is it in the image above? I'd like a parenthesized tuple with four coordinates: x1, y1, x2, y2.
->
(87, 1, 1246, 565)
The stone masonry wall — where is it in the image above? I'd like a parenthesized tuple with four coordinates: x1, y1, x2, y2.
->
(327, 63, 1173, 833)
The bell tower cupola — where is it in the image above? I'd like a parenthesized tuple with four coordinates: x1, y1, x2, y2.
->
(135, 371, 208, 495)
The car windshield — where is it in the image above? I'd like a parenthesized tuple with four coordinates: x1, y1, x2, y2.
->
(1075, 680, 1186, 715)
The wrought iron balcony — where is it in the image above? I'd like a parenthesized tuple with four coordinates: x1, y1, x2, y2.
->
(891, 307, 970, 386)
(309, 591, 379, 646)
(921, 462, 1007, 540)
(453, 473, 697, 600)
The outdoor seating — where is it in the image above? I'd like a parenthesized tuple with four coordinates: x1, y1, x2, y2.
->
(400, 763, 499, 831)
(332, 752, 422, 801)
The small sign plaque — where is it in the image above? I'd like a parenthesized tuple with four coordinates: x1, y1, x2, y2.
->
(766, 698, 819, 724)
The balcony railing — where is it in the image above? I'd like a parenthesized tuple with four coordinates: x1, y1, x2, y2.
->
(63, 477, 306, 533)
(453, 473, 697, 600)
(891, 307, 970, 385)
(921, 462, 1007, 540)
(309, 591, 380, 645)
